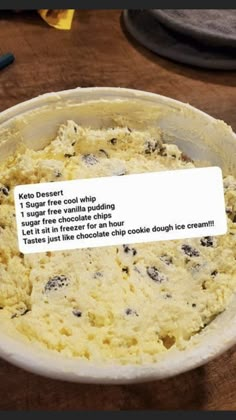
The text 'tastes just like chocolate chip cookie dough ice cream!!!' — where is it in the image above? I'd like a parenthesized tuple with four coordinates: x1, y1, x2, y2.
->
(0, 121, 235, 364)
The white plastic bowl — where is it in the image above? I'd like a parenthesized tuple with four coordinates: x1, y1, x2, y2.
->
(0, 87, 235, 384)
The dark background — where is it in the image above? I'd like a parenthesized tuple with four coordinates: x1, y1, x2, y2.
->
(0, 10, 235, 410)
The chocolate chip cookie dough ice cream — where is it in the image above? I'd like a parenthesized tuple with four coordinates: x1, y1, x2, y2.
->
(0, 120, 235, 365)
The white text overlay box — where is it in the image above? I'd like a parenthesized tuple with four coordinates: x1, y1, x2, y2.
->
(14, 167, 227, 254)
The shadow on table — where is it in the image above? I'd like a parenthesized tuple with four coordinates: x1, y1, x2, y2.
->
(120, 13, 236, 88)
(0, 11, 49, 28)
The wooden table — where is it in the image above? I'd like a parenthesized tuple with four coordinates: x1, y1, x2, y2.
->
(0, 10, 235, 411)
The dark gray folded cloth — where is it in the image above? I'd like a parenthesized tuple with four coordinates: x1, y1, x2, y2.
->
(151, 10, 236, 48)
(122, 10, 236, 70)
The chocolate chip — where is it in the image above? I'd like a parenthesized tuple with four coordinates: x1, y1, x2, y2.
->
(226, 208, 236, 223)
(71, 141, 76, 146)
(202, 281, 207, 290)
(127, 127, 132, 133)
(160, 255, 173, 265)
(115, 170, 127, 176)
(72, 309, 82, 317)
(181, 244, 200, 257)
(125, 308, 139, 316)
(82, 154, 98, 165)
(122, 266, 129, 274)
(74, 126, 77, 133)
(0, 186, 9, 196)
(192, 303, 197, 308)
(55, 170, 62, 178)
(44, 275, 70, 293)
(94, 271, 103, 278)
(211, 270, 218, 277)
(200, 236, 214, 247)
(64, 153, 75, 158)
(147, 266, 167, 283)
(11, 308, 30, 319)
(165, 293, 172, 299)
(144, 140, 160, 154)
(123, 244, 137, 256)
(109, 138, 117, 145)
(180, 153, 193, 163)
(99, 149, 109, 158)
(159, 146, 167, 156)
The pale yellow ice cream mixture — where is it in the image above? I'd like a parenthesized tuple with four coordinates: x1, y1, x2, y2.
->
(0, 121, 235, 364)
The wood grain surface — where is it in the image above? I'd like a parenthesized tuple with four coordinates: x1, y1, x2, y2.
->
(0, 10, 235, 411)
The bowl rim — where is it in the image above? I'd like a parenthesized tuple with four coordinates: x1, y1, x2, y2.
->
(1, 86, 234, 127)
(0, 86, 235, 384)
